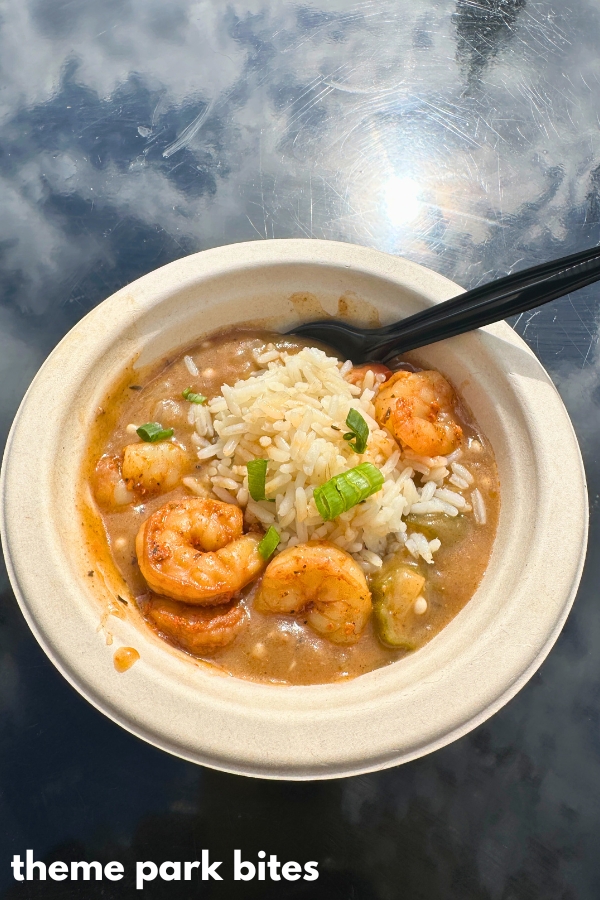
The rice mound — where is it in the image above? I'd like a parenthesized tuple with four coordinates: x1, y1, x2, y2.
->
(183, 345, 481, 573)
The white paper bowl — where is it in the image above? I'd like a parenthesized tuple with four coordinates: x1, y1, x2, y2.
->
(0, 240, 588, 779)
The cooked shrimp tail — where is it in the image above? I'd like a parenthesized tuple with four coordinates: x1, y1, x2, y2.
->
(122, 441, 188, 494)
(93, 454, 134, 509)
(374, 370, 462, 456)
(145, 596, 246, 653)
(136, 498, 266, 604)
(255, 541, 372, 644)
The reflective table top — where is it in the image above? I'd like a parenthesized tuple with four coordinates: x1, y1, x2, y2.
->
(1, 1, 599, 897)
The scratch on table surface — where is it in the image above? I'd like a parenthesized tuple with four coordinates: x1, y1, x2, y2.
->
(281, 6, 374, 56)
(259, 130, 267, 239)
(554, 314, 594, 364)
(246, 215, 264, 240)
(522, 6, 570, 51)
(496, 154, 507, 251)
(567, 295, 598, 367)
(421, 202, 504, 228)
(582, 337, 596, 368)
(319, 175, 359, 218)
(323, 78, 382, 95)
(286, 84, 336, 129)
(417, 98, 484, 150)
(292, 208, 313, 239)
(141, 126, 167, 149)
(279, 71, 334, 116)
(162, 101, 213, 158)
(521, 309, 541, 338)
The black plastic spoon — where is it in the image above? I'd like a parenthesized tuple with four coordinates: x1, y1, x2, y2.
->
(288, 245, 600, 363)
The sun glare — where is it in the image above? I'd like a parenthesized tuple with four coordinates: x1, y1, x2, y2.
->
(385, 175, 423, 227)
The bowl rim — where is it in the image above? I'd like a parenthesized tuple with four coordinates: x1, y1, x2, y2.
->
(0, 239, 588, 779)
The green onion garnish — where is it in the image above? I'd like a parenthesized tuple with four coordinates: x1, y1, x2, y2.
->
(182, 387, 206, 404)
(246, 458, 269, 501)
(258, 526, 280, 560)
(343, 408, 369, 454)
(313, 463, 384, 521)
(136, 422, 174, 443)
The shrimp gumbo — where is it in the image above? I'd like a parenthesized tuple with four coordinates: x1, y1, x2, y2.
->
(82, 329, 499, 685)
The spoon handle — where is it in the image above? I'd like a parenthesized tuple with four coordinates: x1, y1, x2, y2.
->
(371, 244, 600, 361)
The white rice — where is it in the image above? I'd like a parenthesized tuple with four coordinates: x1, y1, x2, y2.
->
(183, 345, 483, 568)
(471, 488, 487, 525)
(451, 461, 474, 485)
(183, 355, 199, 377)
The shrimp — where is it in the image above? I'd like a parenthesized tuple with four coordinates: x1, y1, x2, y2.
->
(136, 497, 266, 604)
(145, 596, 246, 652)
(93, 454, 134, 509)
(344, 363, 392, 387)
(374, 370, 463, 456)
(255, 541, 372, 644)
(122, 441, 188, 495)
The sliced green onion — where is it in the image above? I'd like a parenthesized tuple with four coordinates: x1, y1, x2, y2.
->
(258, 526, 280, 560)
(182, 387, 206, 404)
(314, 480, 345, 520)
(136, 422, 174, 443)
(343, 408, 369, 454)
(314, 463, 384, 521)
(246, 458, 268, 501)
